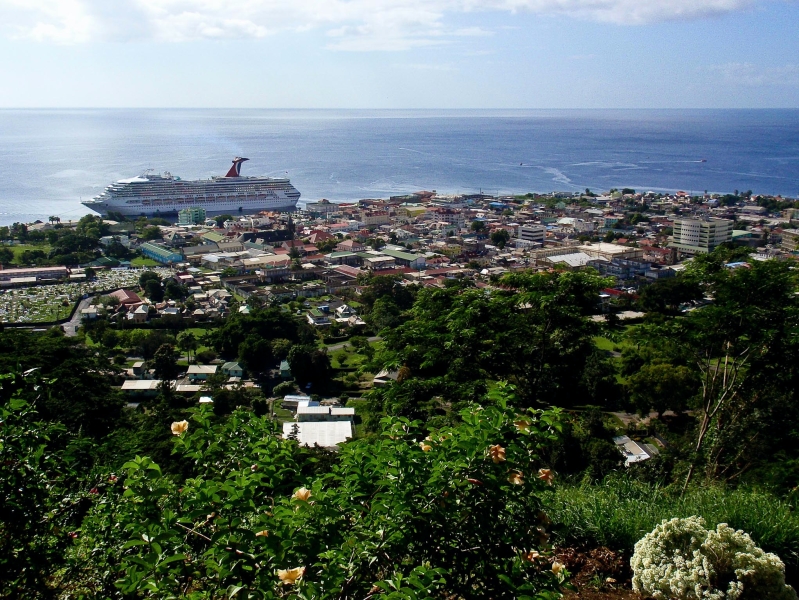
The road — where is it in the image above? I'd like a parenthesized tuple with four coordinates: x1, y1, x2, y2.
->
(63, 297, 92, 336)
(327, 336, 381, 352)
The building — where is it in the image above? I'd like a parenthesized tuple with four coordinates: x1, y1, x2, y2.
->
(178, 206, 207, 226)
(221, 361, 244, 378)
(139, 242, 183, 265)
(517, 225, 546, 245)
(0, 266, 69, 286)
(187, 365, 218, 381)
(781, 229, 799, 251)
(378, 249, 426, 269)
(669, 218, 733, 255)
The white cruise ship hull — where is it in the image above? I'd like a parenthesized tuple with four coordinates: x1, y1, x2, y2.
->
(82, 159, 300, 218)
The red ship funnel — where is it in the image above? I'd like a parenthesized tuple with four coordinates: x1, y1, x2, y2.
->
(225, 157, 249, 177)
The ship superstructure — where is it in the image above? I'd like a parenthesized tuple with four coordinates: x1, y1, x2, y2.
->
(82, 158, 300, 217)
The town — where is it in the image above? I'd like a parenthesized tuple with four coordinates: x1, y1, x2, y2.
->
(1, 188, 798, 450)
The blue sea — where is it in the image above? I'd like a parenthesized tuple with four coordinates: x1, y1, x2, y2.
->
(0, 109, 798, 226)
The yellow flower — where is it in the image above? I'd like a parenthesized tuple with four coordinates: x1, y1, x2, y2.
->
(488, 444, 506, 463)
(514, 418, 531, 433)
(537, 468, 554, 486)
(255, 530, 269, 537)
(420, 442, 432, 452)
(292, 487, 312, 502)
(552, 561, 565, 575)
(277, 566, 305, 585)
(508, 471, 524, 485)
(522, 550, 540, 562)
(170, 420, 189, 436)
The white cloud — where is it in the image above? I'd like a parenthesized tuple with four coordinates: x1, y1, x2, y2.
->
(705, 62, 799, 86)
(0, 0, 781, 49)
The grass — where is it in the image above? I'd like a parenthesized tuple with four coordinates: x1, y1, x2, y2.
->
(10, 243, 52, 263)
(542, 476, 799, 582)
(130, 256, 159, 267)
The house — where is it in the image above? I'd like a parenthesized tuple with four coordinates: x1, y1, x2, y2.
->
(335, 304, 354, 317)
(306, 308, 330, 327)
(283, 403, 355, 447)
(121, 379, 162, 398)
(373, 369, 399, 387)
(613, 435, 659, 466)
(335, 239, 366, 252)
(281, 394, 313, 410)
(129, 304, 150, 323)
(282, 421, 353, 448)
(279, 360, 292, 379)
(187, 365, 218, 381)
(221, 361, 244, 378)
(109, 288, 142, 306)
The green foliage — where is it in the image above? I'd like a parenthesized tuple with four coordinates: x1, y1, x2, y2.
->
(287, 345, 332, 388)
(70, 388, 568, 598)
(371, 270, 612, 424)
(491, 229, 511, 249)
(210, 307, 312, 361)
(0, 329, 124, 437)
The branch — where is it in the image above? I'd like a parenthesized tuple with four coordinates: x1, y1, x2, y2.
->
(175, 521, 212, 543)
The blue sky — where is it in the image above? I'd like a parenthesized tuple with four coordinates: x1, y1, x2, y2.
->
(0, 0, 797, 108)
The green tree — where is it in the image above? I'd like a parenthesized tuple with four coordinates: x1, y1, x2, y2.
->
(490, 229, 511, 249)
(177, 331, 199, 364)
(152, 343, 180, 382)
(471, 220, 486, 233)
(627, 363, 698, 416)
(287, 345, 331, 388)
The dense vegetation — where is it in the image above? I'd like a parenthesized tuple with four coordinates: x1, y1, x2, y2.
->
(2, 246, 799, 597)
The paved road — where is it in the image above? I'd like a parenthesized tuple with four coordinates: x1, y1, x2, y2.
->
(63, 297, 92, 336)
(327, 336, 381, 352)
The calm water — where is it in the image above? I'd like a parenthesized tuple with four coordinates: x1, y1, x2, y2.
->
(0, 109, 797, 226)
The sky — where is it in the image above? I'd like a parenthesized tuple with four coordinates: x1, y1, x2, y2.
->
(0, 0, 797, 108)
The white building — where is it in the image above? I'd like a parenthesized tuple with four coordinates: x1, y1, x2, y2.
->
(517, 225, 546, 245)
(669, 218, 732, 255)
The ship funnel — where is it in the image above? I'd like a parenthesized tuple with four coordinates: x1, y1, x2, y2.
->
(225, 157, 249, 177)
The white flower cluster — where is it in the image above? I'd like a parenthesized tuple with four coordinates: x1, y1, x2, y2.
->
(631, 516, 797, 600)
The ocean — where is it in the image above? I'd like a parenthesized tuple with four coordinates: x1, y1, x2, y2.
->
(0, 109, 798, 226)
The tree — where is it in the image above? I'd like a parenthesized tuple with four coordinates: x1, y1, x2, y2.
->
(164, 280, 188, 301)
(214, 214, 234, 228)
(238, 334, 273, 375)
(0, 247, 13, 265)
(139, 225, 162, 241)
(139, 270, 162, 289)
(152, 343, 180, 382)
(287, 345, 331, 388)
(366, 296, 401, 332)
(271, 338, 293, 361)
(627, 363, 697, 416)
(638, 277, 703, 315)
(471, 220, 486, 233)
(490, 229, 510, 249)
(145, 279, 164, 302)
(177, 332, 199, 364)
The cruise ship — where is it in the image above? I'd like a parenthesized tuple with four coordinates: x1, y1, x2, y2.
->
(82, 158, 301, 218)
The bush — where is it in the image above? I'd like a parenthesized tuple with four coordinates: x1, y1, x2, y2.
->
(70, 386, 570, 598)
(631, 516, 797, 600)
(272, 380, 297, 397)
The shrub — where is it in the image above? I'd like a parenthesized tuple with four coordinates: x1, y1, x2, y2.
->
(631, 516, 797, 600)
(71, 386, 570, 598)
(272, 380, 297, 397)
